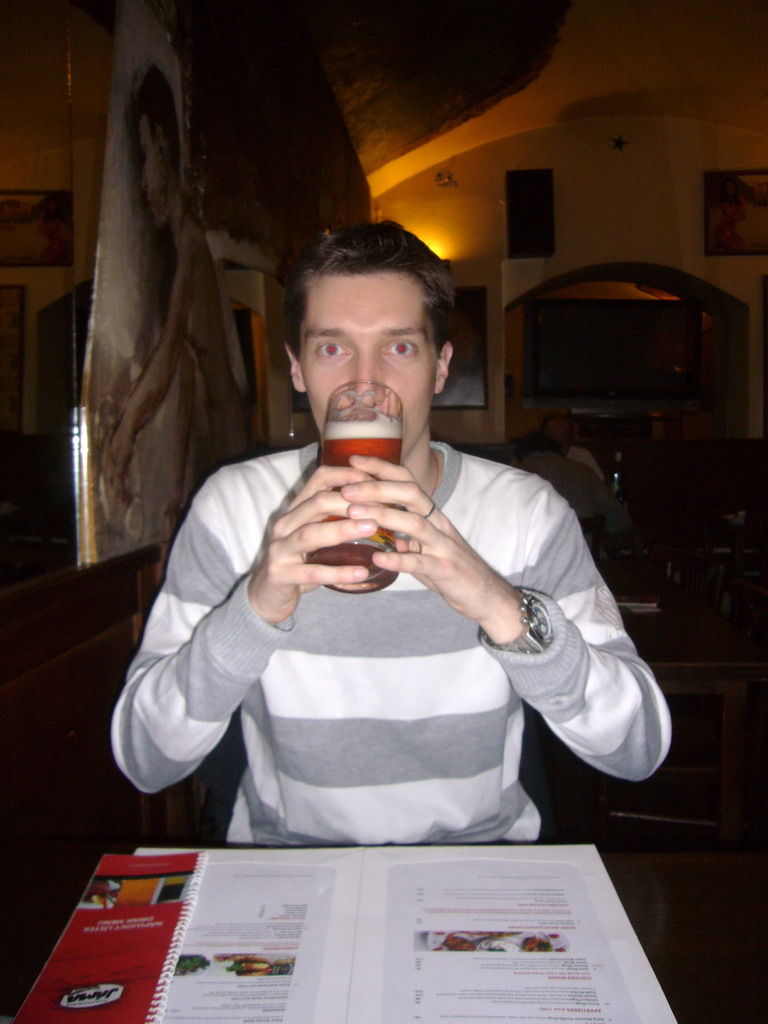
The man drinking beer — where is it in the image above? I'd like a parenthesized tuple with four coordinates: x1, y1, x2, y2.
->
(112, 221, 670, 845)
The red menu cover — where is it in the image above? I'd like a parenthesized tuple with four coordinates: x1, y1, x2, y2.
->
(14, 851, 206, 1023)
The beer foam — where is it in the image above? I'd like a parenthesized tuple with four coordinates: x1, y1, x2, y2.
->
(325, 414, 401, 439)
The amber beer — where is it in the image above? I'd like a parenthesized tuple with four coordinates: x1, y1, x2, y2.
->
(307, 382, 402, 593)
(321, 430, 402, 468)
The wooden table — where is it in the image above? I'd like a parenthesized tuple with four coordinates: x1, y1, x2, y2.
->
(603, 850, 768, 1024)
(600, 558, 768, 683)
(599, 558, 768, 843)
(1, 839, 765, 1024)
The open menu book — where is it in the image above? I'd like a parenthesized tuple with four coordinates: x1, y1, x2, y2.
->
(134, 843, 676, 1024)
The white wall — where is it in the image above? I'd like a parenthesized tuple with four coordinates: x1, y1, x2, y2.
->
(377, 115, 768, 438)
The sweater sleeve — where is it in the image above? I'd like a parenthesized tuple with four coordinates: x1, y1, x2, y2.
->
(111, 478, 293, 793)
(481, 489, 671, 782)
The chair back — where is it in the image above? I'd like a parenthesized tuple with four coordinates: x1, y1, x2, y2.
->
(727, 576, 768, 644)
(579, 515, 605, 559)
(195, 708, 247, 840)
(743, 512, 768, 585)
(648, 543, 728, 612)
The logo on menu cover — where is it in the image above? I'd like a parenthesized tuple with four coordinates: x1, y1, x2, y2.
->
(60, 983, 124, 1009)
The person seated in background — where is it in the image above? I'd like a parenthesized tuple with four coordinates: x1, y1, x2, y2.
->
(541, 413, 604, 481)
(517, 431, 633, 554)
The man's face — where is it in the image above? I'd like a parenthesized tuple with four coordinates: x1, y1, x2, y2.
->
(139, 115, 170, 228)
(288, 272, 452, 467)
(544, 416, 573, 447)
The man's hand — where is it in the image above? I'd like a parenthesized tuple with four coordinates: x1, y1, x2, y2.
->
(247, 464, 383, 625)
(340, 456, 527, 645)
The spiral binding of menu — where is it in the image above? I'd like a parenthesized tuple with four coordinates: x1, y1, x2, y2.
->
(145, 850, 209, 1024)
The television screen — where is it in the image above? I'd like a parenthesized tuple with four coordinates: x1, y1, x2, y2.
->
(523, 298, 703, 412)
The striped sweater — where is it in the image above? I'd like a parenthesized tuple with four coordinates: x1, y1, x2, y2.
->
(112, 443, 670, 845)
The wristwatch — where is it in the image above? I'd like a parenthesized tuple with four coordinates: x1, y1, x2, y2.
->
(480, 590, 553, 654)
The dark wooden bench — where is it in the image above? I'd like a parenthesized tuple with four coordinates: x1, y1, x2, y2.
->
(0, 545, 196, 841)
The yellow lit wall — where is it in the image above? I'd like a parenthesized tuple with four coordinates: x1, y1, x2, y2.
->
(376, 115, 768, 441)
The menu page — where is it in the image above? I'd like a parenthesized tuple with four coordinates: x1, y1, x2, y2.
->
(347, 846, 676, 1024)
(161, 855, 357, 1024)
(380, 859, 639, 1024)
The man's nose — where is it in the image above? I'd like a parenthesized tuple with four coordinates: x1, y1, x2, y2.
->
(352, 354, 383, 384)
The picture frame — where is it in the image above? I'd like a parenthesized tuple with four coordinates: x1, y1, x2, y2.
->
(0, 284, 24, 431)
(704, 171, 768, 256)
(0, 190, 73, 266)
(433, 285, 488, 409)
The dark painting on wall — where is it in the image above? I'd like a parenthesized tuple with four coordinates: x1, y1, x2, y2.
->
(0, 190, 72, 266)
(81, 0, 252, 560)
(433, 286, 488, 409)
(704, 170, 768, 255)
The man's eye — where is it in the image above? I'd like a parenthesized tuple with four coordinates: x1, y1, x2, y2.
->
(392, 341, 414, 355)
(320, 342, 341, 356)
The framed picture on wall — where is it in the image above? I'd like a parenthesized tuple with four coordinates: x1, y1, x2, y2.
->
(433, 285, 488, 409)
(0, 284, 24, 431)
(704, 171, 768, 255)
(0, 190, 73, 266)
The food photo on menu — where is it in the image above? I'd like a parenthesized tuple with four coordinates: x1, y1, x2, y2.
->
(417, 930, 570, 952)
(174, 953, 295, 977)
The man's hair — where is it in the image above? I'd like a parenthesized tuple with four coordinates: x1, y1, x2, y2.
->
(516, 431, 562, 463)
(134, 64, 181, 173)
(541, 412, 573, 431)
(284, 221, 455, 352)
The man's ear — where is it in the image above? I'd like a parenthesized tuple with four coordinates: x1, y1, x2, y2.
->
(285, 343, 307, 392)
(433, 341, 453, 395)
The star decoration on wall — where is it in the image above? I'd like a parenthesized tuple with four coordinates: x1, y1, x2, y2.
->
(611, 135, 628, 151)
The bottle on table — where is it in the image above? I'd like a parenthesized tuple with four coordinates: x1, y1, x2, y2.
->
(611, 451, 626, 504)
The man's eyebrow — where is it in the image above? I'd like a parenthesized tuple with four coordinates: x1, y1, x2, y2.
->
(378, 325, 434, 342)
(304, 327, 345, 338)
(303, 324, 428, 339)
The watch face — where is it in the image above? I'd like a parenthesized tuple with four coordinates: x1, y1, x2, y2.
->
(524, 589, 552, 643)
(526, 596, 552, 644)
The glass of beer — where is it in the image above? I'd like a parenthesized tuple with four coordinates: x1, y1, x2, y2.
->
(307, 380, 402, 593)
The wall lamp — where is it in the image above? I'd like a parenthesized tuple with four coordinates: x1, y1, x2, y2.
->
(434, 169, 458, 188)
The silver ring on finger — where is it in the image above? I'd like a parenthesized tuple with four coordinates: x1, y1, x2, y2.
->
(423, 499, 437, 520)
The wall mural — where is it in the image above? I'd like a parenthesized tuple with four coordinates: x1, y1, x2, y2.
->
(81, 0, 369, 561)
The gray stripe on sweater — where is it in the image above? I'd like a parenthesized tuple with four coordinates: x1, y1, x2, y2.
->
(267, 704, 513, 786)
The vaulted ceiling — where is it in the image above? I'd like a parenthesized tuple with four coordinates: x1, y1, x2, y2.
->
(296, 0, 571, 174)
(72, 0, 571, 175)
(58, 0, 768, 196)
